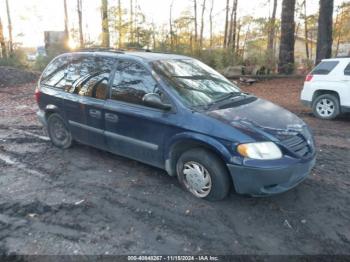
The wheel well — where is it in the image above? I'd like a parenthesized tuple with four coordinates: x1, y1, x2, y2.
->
(167, 140, 231, 180)
(312, 90, 340, 104)
(45, 110, 55, 120)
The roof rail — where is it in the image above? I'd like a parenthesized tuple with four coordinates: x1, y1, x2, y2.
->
(77, 48, 125, 54)
(126, 48, 153, 52)
(335, 56, 350, 58)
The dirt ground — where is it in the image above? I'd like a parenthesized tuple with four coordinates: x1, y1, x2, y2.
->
(0, 77, 349, 255)
(0, 66, 39, 88)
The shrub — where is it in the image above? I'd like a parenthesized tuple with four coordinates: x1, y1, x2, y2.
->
(32, 55, 53, 71)
(0, 49, 28, 69)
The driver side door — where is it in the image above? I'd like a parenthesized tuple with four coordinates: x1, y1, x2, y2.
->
(104, 60, 174, 168)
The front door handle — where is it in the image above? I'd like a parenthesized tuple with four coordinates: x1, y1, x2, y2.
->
(89, 109, 102, 119)
(105, 113, 119, 123)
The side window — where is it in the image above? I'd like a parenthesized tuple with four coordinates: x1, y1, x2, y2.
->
(311, 61, 339, 75)
(63, 58, 82, 90)
(69, 56, 115, 100)
(344, 63, 350, 76)
(40, 56, 70, 88)
(111, 61, 157, 106)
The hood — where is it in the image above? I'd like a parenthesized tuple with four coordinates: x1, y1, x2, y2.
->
(206, 97, 307, 142)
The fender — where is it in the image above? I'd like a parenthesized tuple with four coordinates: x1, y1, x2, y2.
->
(164, 132, 233, 176)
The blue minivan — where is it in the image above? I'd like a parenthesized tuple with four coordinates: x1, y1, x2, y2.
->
(36, 50, 316, 201)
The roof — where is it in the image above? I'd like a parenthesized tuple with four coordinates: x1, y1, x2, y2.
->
(323, 56, 350, 61)
(68, 49, 190, 62)
(123, 51, 189, 61)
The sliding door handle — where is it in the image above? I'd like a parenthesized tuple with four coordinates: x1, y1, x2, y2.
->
(89, 109, 102, 119)
(105, 113, 119, 123)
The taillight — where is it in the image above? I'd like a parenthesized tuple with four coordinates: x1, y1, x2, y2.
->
(305, 74, 313, 82)
(35, 87, 41, 103)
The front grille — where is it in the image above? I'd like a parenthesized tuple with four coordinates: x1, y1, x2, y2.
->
(281, 135, 311, 158)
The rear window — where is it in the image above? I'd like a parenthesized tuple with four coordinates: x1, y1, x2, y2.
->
(311, 61, 339, 75)
(344, 63, 350, 76)
(41, 56, 70, 86)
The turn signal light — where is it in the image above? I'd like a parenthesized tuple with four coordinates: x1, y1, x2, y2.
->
(305, 74, 313, 82)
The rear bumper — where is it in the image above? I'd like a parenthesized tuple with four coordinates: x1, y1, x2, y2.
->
(37, 110, 47, 127)
(227, 157, 316, 196)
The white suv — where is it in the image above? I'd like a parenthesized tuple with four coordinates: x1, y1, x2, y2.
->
(301, 57, 350, 119)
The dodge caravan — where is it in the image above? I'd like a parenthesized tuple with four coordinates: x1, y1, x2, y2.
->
(36, 50, 316, 200)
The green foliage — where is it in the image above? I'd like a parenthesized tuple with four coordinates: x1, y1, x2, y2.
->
(0, 49, 28, 69)
(32, 55, 52, 71)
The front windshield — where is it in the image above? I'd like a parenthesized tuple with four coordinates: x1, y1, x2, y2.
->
(152, 59, 241, 107)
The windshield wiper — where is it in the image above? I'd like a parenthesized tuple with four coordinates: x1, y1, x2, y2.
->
(214, 92, 243, 103)
(201, 92, 244, 109)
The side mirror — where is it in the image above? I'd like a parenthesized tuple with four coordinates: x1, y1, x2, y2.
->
(143, 93, 172, 111)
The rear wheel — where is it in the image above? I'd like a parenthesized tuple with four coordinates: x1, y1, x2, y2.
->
(47, 113, 73, 149)
(176, 148, 231, 201)
(312, 94, 340, 120)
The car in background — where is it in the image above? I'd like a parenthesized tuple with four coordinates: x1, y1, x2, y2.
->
(27, 46, 47, 62)
(36, 50, 316, 201)
(301, 57, 350, 120)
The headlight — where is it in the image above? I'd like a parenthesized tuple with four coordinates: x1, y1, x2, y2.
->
(237, 142, 282, 160)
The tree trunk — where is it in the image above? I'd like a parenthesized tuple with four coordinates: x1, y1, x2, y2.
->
(118, 0, 123, 48)
(242, 22, 251, 57)
(267, 0, 277, 56)
(77, 0, 84, 48)
(194, 0, 198, 44)
(5, 0, 13, 53)
(152, 23, 156, 50)
(295, 22, 300, 37)
(0, 17, 6, 58)
(227, 0, 234, 48)
(223, 0, 230, 48)
(135, 0, 139, 44)
(169, 0, 174, 50)
(303, 0, 310, 59)
(209, 0, 214, 48)
(130, 0, 134, 43)
(316, 0, 334, 64)
(227, 0, 238, 53)
(199, 0, 206, 50)
(63, 0, 69, 47)
(334, 6, 340, 56)
(266, 0, 277, 72)
(236, 20, 241, 54)
(232, 0, 238, 52)
(101, 0, 110, 48)
(278, 0, 296, 75)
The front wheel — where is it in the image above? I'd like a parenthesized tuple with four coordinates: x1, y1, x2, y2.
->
(312, 94, 340, 120)
(47, 113, 73, 149)
(176, 148, 231, 201)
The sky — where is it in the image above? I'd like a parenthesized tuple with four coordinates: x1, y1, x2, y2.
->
(0, 0, 345, 47)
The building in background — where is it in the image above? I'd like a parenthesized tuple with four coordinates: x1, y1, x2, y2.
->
(44, 31, 67, 55)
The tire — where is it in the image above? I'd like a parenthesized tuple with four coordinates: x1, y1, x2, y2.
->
(176, 148, 231, 201)
(47, 113, 73, 149)
(312, 94, 340, 120)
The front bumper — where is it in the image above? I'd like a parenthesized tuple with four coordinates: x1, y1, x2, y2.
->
(227, 157, 316, 196)
(301, 99, 312, 107)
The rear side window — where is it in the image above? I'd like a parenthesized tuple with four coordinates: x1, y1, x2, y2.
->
(42, 55, 115, 100)
(311, 61, 339, 75)
(344, 63, 350, 76)
(73, 56, 115, 99)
